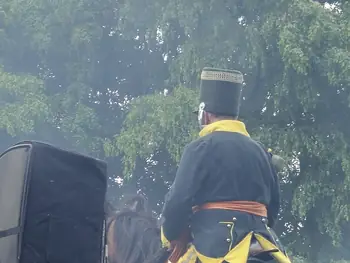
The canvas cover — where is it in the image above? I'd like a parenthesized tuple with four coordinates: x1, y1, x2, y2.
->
(0, 141, 107, 263)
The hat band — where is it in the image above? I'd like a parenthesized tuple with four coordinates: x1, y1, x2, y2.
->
(201, 70, 243, 83)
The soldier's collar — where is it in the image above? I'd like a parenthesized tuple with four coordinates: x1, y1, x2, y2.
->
(199, 120, 250, 137)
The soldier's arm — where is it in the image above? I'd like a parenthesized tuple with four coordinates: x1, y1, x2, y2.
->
(256, 142, 281, 228)
(161, 140, 210, 241)
(267, 167, 281, 228)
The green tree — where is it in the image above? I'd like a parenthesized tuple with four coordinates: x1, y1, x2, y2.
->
(0, 68, 48, 135)
(0, 0, 171, 203)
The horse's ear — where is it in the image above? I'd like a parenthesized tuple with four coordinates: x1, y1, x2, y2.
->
(125, 195, 148, 213)
(105, 201, 116, 216)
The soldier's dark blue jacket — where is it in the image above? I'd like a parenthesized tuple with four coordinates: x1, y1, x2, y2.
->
(160, 120, 291, 263)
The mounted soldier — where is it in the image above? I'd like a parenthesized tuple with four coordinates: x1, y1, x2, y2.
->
(160, 67, 292, 263)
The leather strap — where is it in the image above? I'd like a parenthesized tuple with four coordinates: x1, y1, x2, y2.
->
(0, 226, 21, 239)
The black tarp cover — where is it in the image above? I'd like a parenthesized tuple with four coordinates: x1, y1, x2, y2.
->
(0, 141, 107, 263)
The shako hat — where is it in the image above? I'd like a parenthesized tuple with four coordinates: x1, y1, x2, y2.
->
(198, 67, 244, 117)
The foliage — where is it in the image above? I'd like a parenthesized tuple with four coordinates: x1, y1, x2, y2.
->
(0, 68, 48, 135)
(113, 86, 198, 176)
(0, 0, 169, 204)
(0, 0, 349, 261)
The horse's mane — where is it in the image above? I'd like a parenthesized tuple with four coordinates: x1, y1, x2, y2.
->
(107, 195, 170, 263)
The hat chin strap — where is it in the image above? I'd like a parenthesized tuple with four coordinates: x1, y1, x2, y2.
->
(198, 110, 207, 129)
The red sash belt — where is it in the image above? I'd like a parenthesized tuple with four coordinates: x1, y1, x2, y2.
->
(193, 200, 267, 217)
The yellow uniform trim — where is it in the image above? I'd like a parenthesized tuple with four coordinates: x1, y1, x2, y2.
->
(161, 226, 171, 248)
(223, 232, 253, 263)
(199, 120, 250, 138)
(174, 232, 292, 263)
(194, 232, 253, 263)
(218, 221, 236, 251)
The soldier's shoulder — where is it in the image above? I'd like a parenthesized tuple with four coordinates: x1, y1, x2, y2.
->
(185, 136, 211, 152)
(252, 140, 273, 155)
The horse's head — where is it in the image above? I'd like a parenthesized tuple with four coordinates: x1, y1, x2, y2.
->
(106, 195, 169, 263)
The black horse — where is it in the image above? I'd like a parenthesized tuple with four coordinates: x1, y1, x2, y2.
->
(106, 195, 276, 263)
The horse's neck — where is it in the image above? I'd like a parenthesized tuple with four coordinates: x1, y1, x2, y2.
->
(111, 211, 162, 263)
